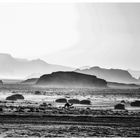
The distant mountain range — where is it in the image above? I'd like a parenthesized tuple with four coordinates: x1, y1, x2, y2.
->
(0, 53, 140, 85)
(0, 53, 74, 79)
(75, 66, 139, 84)
(21, 72, 140, 88)
(22, 71, 139, 88)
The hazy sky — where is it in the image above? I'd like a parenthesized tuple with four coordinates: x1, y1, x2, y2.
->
(0, 3, 140, 70)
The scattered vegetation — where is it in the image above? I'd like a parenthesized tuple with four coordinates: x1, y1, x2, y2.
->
(114, 103, 125, 110)
(34, 91, 41, 95)
(55, 98, 67, 103)
(130, 100, 140, 107)
(68, 99, 80, 104)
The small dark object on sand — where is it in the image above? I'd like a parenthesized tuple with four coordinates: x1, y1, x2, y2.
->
(0, 108, 2, 112)
(64, 102, 73, 109)
(131, 100, 140, 107)
(55, 98, 67, 103)
(80, 100, 91, 105)
(12, 91, 17, 93)
(86, 107, 91, 110)
(40, 102, 48, 108)
(121, 100, 126, 104)
(114, 103, 125, 110)
(35, 91, 41, 95)
(48, 103, 52, 106)
(68, 99, 80, 104)
(6, 94, 24, 101)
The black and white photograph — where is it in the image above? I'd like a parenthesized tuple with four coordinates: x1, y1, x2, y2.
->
(0, 0, 140, 138)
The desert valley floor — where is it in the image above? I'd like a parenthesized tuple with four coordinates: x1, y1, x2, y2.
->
(0, 84, 140, 137)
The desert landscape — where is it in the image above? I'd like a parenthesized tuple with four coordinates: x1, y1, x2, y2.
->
(0, 2, 140, 138)
(0, 81, 140, 137)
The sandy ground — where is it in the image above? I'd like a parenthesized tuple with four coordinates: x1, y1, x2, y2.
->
(0, 113, 139, 137)
(0, 123, 140, 137)
(0, 84, 140, 137)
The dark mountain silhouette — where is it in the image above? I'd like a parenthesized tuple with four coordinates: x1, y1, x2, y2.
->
(36, 71, 107, 88)
(22, 76, 140, 88)
(75, 66, 138, 84)
(0, 53, 74, 79)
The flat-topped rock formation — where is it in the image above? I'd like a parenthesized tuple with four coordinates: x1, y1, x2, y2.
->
(36, 71, 107, 88)
(6, 94, 24, 100)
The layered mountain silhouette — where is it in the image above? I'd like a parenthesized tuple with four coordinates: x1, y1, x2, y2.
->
(75, 66, 138, 84)
(0, 53, 73, 79)
(0, 53, 140, 85)
(36, 71, 107, 88)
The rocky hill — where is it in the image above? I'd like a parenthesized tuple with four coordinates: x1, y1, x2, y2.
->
(36, 71, 107, 88)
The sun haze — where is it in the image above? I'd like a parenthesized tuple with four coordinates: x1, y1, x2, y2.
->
(0, 3, 140, 70)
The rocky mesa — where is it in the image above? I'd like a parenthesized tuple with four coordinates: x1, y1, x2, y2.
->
(36, 71, 107, 88)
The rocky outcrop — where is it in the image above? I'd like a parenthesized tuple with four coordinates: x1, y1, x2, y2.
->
(34, 91, 41, 95)
(114, 103, 125, 110)
(36, 71, 107, 88)
(130, 100, 140, 107)
(68, 99, 80, 104)
(80, 100, 91, 105)
(55, 98, 67, 103)
(6, 94, 24, 100)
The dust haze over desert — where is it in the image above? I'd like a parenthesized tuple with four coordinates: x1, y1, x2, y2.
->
(0, 2, 140, 138)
